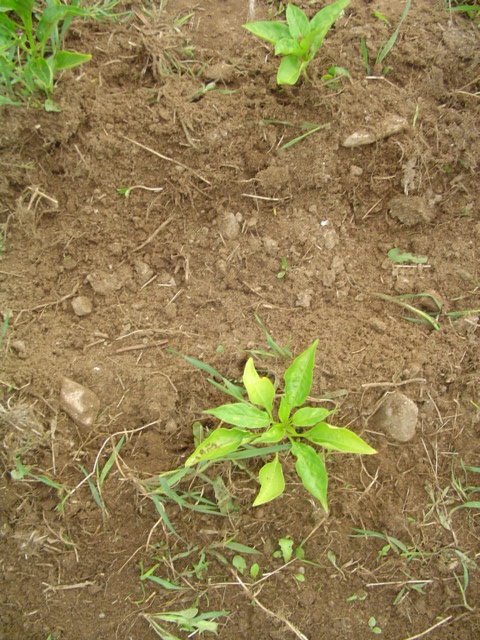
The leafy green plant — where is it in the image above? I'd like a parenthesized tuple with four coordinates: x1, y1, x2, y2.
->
(277, 256, 288, 279)
(185, 340, 376, 512)
(143, 607, 229, 640)
(321, 64, 350, 89)
(0, 0, 126, 109)
(243, 0, 350, 85)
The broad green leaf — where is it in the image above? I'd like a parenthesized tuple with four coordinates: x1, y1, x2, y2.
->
(309, 0, 350, 58)
(292, 406, 332, 427)
(274, 37, 303, 58)
(284, 340, 318, 407)
(388, 248, 428, 264)
(54, 50, 91, 72)
(242, 21, 291, 45)
(30, 57, 53, 91)
(232, 555, 247, 574)
(251, 423, 286, 444)
(277, 54, 302, 85)
(278, 537, 293, 562)
(205, 403, 271, 429)
(291, 441, 328, 512)
(253, 453, 285, 506)
(278, 396, 291, 423)
(286, 3, 310, 41)
(243, 358, 275, 414)
(185, 427, 252, 466)
(302, 422, 376, 455)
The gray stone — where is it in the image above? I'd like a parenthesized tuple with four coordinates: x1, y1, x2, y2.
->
(370, 391, 418, 442)
(87, 270, 124, 295)
(388, 195, 434, 227)
(71, 296, 93, 316)
(134, 261, 154, 285)
(60, 378, 100, 428)
(342, 115, 408, 148)
(219, 211, 240, 240)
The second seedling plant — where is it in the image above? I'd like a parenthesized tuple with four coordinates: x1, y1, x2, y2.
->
(186, 340, 375, 511)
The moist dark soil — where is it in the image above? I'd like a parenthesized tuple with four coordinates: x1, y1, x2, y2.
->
(1, 1, 479, 639)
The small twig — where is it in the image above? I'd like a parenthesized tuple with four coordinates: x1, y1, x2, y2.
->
(362, 378, 426, 389)
(241, 193, 287, 201)
(122, 135, 211, 185)
(43, 580, 94, 592)
(400, 616, 453, 640)
(232, 571, 309, 640)
(114, 340, 167, 354)
(132, 214, 175, 253)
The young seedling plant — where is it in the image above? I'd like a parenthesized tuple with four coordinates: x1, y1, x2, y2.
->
(0, 0, 126, 109)
(243, 0, 350, 85)
(185, 340, 376, 511)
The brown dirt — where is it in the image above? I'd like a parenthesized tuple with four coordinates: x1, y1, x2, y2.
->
(1, 1, 479, 639)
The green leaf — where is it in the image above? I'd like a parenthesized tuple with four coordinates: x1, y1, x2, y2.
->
(302, 422, 376, 454)
(253, 454, 285, 506)
(274, 37, 303, 58)
(54, 50, 91, 72)
(232, 555, 247, 574)
(278, 396, 291, 423)
(291, 441, 328, 512)
(309, 0, 350, 58)
(243, 358, 275, 414)
(284, 340, 318, 408)
(291, 407, 332, 427)
(277, 54, 302, 85)
(205, 403, 271, 429)
(286, 3, 309, 41)
(251, 423, 286, 444)
(387, 248, 428, 264)
(30, 57, 53, 91)
(242, 21, 291, 45)
(278, 537, 294, 562)
(185, 427, 251, 466)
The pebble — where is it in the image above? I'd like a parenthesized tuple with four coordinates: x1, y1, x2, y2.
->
(368, 318, 387, 334)
(296, 291, 312, 309)
(370, 391, 418, 442)
(60, 378, 100, 428)
(87, 270, 124, 295)
(322, 270, 336, 287)
(219, 211, 240, 240)
(71, 296, 93, 316)
(342, 115, 408, 148)
(263, 237, 279, 256)
(134, 260, 154, 285)
(388, 195, 434, 227)
(11, 340, 27, 358)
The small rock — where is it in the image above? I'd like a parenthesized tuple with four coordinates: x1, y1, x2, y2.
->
(219, 211, 240, 240)
(87, 270, 124, 295)
(71, 296, 93, 317)
(323, 228, 339, 250)
(342, 115, 408, 148)
(134, 261, 154, 285)
(296, 291, 312, 309)
(388, 195, 434, 227)
(350, 165, 363, 177)
(263, 237, 279, 256)
(60, 378, 100, 428)
(11, 340, 27, 358)
(370, 391, 418, 442)
(308, 204, 318, 214)
(255, 165, 289, 192)
(109, 242, 123, 257)
(368, 318, 387, 334)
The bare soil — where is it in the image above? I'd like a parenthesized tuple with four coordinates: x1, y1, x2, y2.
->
(1, 1, 479, 639)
